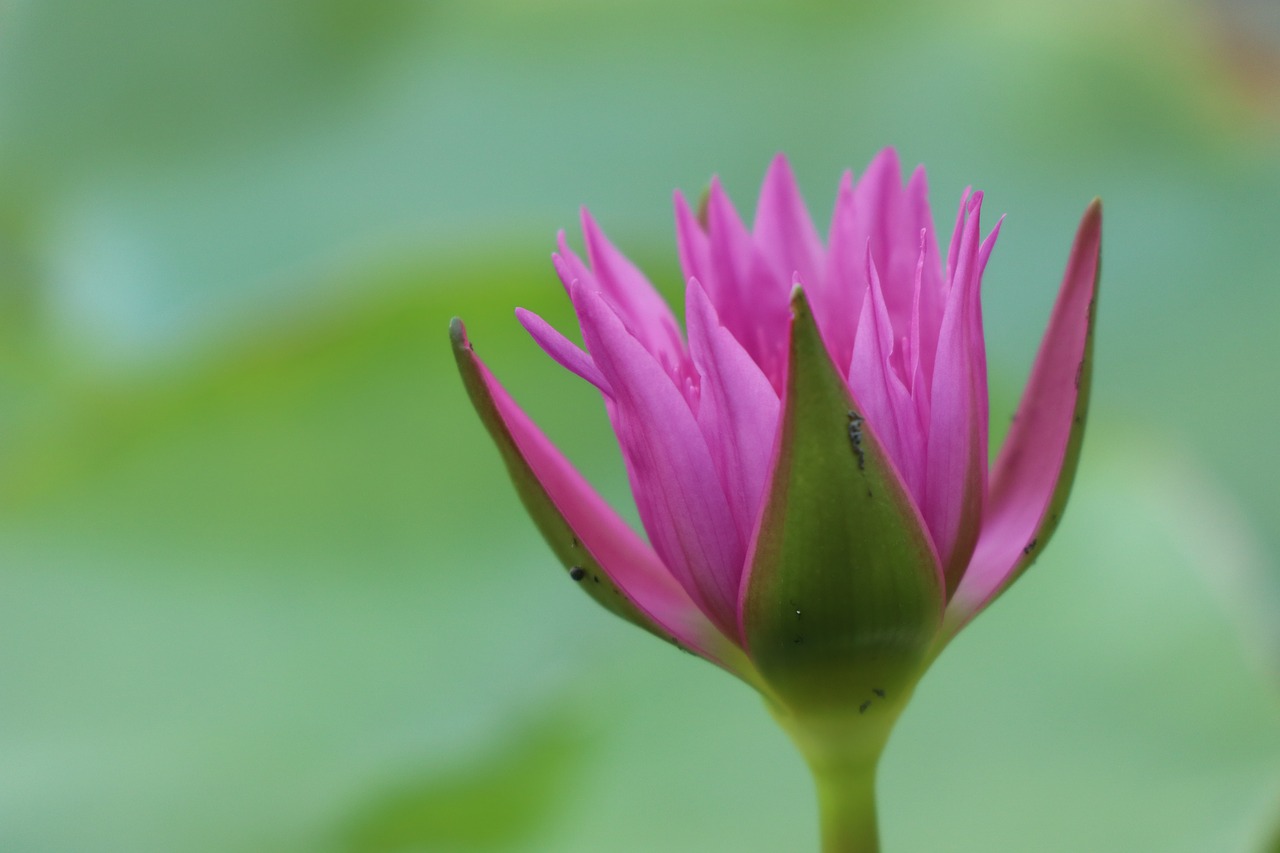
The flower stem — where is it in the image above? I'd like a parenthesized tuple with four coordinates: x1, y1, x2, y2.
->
(810, 756, 879, 853)
(768, 701, 897, 853)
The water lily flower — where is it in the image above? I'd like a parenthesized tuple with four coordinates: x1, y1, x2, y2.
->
(451, 149, 1100, 852)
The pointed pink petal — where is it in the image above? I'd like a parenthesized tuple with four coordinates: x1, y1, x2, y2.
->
(685, 278, 781, 542)
(705, 178, 790, 391)
(450, 318, 750, 672)
(908, 236, 926, 400)
(878, 184, 927, 335)
(553, 232, 592, 295)
(945, 188, 972, 285)
(972, 211, 1003, 468)
(968, 215, 1005, 506)
(674, 189, 711, 288)
(855, 150, 916, 328)
(945, 200, 1102, 634)
(578, 210, 688, 375)
(978, 215, 1004, 275)
(753, 153, 825, 292)
(853, 149, 903, 269)
(850, 254, 927, 511)
(905, 166, 946, 384)
(573, 283, 746, 636)
(515, 307, 611, 396)
(924, 192, 987, 595)
(702, 177, 753, 316)
(818, 170, 867, 371)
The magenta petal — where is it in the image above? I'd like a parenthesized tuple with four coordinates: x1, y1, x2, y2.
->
(574, 283, 746, 636)
(515, 307, 612, 396)
(705, 178, 790, 391)
(905, 169, 946, 387)
(753, 153, 825, 291)
(580, 210, 687, 362)
(572, 212, 688, 376)
(968, 215, 1004, 504)
(818, 171, 867, 371)
(923, 192, 987, 594)
(854, 150, 914, 325)
(674, 189, 711, 288)
(685, 278, 781, 543)
(553, 233, 590, 294)
(851, 150, 902, 269)
(945, 201, 1102, 633)
(450, 319, 750, 672)
(849, 255, 926, 511)
(703, 179, 753, 293)
(945, 188, 971, 284)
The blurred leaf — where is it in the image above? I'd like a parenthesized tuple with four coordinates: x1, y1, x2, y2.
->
(0, 253, 616, 852)
(337, 712, 589, 853)
(0, 0, 426, 178)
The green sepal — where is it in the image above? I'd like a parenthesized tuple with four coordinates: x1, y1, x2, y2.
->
(998, 200, 1100, 595)
(938, 200, 1102, 645)
(740, 289, 943, 716)
(449, 317, 670, 640)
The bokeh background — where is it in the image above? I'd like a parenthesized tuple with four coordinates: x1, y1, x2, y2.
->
(1, 1, 1278, 850)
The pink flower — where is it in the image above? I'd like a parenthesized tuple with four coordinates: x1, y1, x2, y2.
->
(451, 149, 1100, 718)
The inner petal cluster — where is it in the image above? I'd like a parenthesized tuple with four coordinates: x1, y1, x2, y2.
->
(521, 149, 1003, 621)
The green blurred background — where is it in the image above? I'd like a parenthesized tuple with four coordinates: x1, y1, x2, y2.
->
(1, 1, 1278, 850)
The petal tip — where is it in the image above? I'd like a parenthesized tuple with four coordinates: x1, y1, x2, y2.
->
(449, 316, 468, 349)
(872, 145, 901, 166)
(1083, 197, 1103, 229)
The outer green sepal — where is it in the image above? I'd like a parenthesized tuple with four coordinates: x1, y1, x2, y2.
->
(994, 200, 1100, 596)
(740, 288, 944, 717)
(450, 317, 669, 639)
(938, 199, 1102, 645)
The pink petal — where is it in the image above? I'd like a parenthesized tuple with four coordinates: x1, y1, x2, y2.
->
(852, 150, 913, 327)
(752, 153, 825, 293)
(674, 188, 711, 289)
(946, 200, 1102, 632)
(573, 283, 746, 636)
(967, 215, 1005, 506)
(450, 319, 748, 670)
(704, 178, 790, 391)
(552, 232, 590, 295)
(904, 166, 946, 384)
(569, 212, 689, 378)
(945, 188, 971, 286)
(908, 234, 926, 401)
(849, 253, 927, 510)
(515, 307, 611, 396)
(701, 178, 753, 320)
(685, 278, 781, 543)
(923, 191, 988, 594)
(818, 171, 868, 371)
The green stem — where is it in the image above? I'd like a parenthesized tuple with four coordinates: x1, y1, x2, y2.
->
(769, 700, 899, 853)
(810, 754, 879, 853)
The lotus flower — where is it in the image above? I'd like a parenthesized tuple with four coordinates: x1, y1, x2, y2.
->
(451, 149, 1100, 851)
